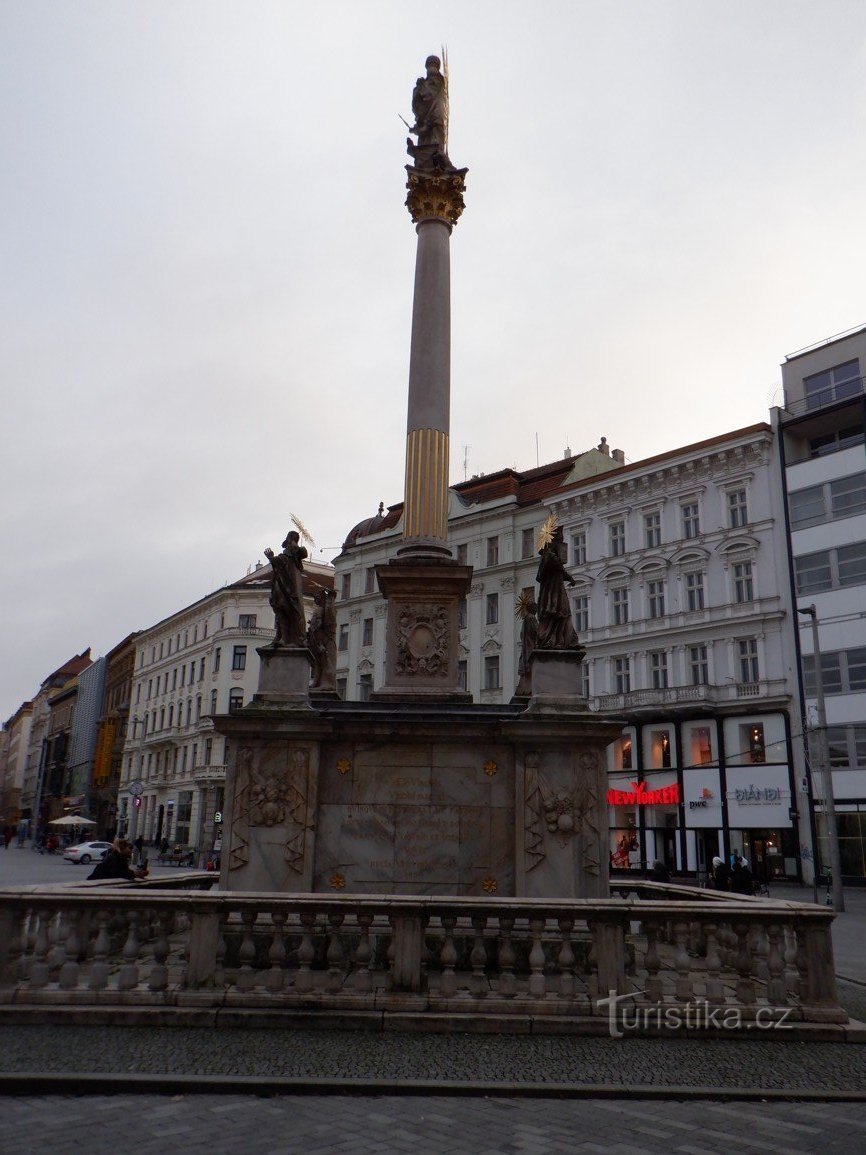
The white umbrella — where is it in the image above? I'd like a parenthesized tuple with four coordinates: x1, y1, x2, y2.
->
(48, 815, 96, 827)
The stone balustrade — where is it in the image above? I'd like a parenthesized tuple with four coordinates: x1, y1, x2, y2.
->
(0, 881, 849, 1036)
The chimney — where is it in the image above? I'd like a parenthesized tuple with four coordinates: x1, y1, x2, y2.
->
(612, 448, 625, 463)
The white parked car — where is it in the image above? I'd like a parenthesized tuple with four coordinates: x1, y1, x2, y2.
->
(64, 840, 113, 865)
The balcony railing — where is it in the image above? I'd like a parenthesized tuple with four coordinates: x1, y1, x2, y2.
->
(595, 679, 789, 713)
(782, 374, 865, 419)
(0, 882, 848, 1036)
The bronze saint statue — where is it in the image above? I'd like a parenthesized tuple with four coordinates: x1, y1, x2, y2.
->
(514, 592, 539, 696)
(264, 530, 308, 647)
(407, 54, 454, 172)
(307, 587, 337, 690)
(535, 524, 582, 650)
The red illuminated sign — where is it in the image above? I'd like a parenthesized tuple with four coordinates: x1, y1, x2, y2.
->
(607, 780, 680, 807)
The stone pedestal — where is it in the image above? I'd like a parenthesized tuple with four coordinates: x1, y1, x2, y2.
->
(526, 649, 587, 711)
(254, 646, 313, 707)
(216, 699, 622, 898)
(373, 558, 473, 702)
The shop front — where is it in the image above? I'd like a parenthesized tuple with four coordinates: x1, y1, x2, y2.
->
(726, 764, 799, 881)
(608, 773, 680, 873)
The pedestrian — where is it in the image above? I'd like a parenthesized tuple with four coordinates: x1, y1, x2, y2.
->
(731, 854, 754, 896)
(3, 826, 13, 849)
(712, 855, 731, 891)
(650, 859, 671, 883)
(133, 835, 145, 865)
(87, 838, 148, 882)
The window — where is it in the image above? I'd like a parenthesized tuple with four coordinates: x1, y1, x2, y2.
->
(649, 729, 672, 769)
(199, 657, 205, 681)
(196, 695, 202, 721)
(727, 488, 748, 528)
(809, 424, 865, 458)
(609, 521, 625, 557)
(573, 595, 589, 633)
(649, 650, 668, 690)
(365, 567, 376, 594)
(685, 571, 705, 612)
(644, 511, 661, 548)
(802, 652, 843, 696)
(210, 689, 217, 715)
(336, 676, 347, 700)
(204, 737, 212, 765)
(689, 645, 708, 686)
(614, 656, 630, 694)
(180, 666, 185, 688)
(458, 597, 468, 629)
(795, 545, 866, 594)
(688, 725, 714, 766)
(611, 587, 629, 626)
(228, 689, 243, 713)
(338, 624, 349, 652)
(647, 578, 665, 619)
(578, 662, 590, 699)
(232, 645, 247, 671)
(239, 614, 257, 629)
(617, 734, 633, 770)
(168, 704, 174, 727)
(457, 660, 468, 691)
(741, 723, 765, 764)
(733, 560, 754, 603)
(185, 699, 192, 726)
(456, 543, 468, 565)
(571, 531, 587, 566)
(486, 592, 499, 625)
(738, 637, 759, 684)
(486, 536, 499, 567)
(790, 472, 866, 529)
(358, 673, 373, 702)
(341, 573, 352, 600)
(681, 502, 700, 539)
(213, 648, 221, 674)
(362, 618, 373, 647)
(484, 655, 500, 690)
(819, 725, 866, 768)
(171, 668, 177, 690)
(804, 358, 860, 409)
(159, 707, 165, 730)
(521, 527, 535, 559)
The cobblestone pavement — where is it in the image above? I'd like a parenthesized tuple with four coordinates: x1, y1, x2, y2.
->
(2, 1093, 866, 1154)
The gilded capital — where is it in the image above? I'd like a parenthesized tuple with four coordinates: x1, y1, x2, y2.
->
(405, 167, 467, 226)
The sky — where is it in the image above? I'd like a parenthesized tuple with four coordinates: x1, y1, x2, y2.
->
(2, 0, 865, 720)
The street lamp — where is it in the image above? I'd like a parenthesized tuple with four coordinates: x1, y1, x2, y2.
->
(798, 604, 845, 912)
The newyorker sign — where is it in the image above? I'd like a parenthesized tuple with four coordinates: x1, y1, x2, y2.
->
(607, 781, 680, 807)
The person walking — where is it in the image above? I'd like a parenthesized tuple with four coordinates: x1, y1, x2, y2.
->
(712, 855, 731, 891)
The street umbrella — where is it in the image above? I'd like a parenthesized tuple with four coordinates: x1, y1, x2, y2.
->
(48, 815, 96, 827)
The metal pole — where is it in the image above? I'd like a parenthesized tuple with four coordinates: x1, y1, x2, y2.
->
(799, 604, 845, 912)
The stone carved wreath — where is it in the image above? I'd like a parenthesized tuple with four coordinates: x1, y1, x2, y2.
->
(394, 602, 449, 677)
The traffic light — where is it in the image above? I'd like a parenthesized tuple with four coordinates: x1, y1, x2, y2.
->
(134, 796, 142, 809)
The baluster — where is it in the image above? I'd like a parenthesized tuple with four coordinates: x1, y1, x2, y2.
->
(793, 920, 808, 1001)
(48, 910, 66, 971)
(766, 924, 786, 1006)
(386, 923, 396, 989)
(58, 909, 82, 991)
(295, 910, 316, 993)
(469, 915, 488, 998)
(673, 921, 693, 1002)
(148, 911, 173, 992)
(117, 911, 141, 991)
(0, 907, 28, 983)
(326, 912, 345, 993)
(439, 915, 458, 997)
(703, 923, 724, 1005)
(734, 923, 756, 1006)
(497, 915, 516, 998)
(783, 925, 799, 996)
(353, 912, 374, 994)
(236, 909, 258, 991)
(751, 925, 769, 981)
(89, 911, 112, 991)
(586, 925, 599, 1001)
(643, 920, 663, 1003)
(28, 912, 51, 990)
(528, 917, 546, 999)
(557, 917, 575, 1000)
(214, 912, 228, 988)
(266, 911, 288, 993)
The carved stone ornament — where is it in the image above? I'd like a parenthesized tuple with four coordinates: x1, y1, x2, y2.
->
(483, 760, 498, 778)
(394, 602, 449, 677)
(406, 167, 467, 225)
(228, 745, 310, 875)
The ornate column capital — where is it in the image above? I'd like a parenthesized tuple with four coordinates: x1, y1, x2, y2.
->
(405, 167, 467, 226)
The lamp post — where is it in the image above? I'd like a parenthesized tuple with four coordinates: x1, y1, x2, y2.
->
(798, 604, 844, 912)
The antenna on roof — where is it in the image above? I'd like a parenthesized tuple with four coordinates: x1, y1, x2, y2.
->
(535, 432, 539, 467)
(462, 445, 470, 480)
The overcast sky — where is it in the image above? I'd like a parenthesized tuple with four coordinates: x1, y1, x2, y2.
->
(2, 0, 865, 720)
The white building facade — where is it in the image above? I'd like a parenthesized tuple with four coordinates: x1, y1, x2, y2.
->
(119, 559, 333, 861)
(775, 325, 866, 883)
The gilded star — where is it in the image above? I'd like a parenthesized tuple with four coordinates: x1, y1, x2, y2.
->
(330, 873, 346, 890)
(537, 513, 559, 550)
(336, 758, 351, 775)
(483, 760, 498, 777)
(482, 876, 498, 894)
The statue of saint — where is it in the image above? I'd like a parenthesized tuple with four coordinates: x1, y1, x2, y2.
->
(264, 530, 308, 647)
(307, 587, 337, 690)
(514, 594, 539, 696)
(535, 525, 582, 650)
(407, 55, 452, 171)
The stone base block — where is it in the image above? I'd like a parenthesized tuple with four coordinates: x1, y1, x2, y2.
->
(254, 645, 313, 706)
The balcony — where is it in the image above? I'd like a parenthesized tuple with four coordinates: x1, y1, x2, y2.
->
(781, 373, 865, 420)
(594, 678, 789, 714)
(193, 764, 227, 785)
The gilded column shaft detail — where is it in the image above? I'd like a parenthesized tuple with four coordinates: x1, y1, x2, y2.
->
(404, 427, 449, 540)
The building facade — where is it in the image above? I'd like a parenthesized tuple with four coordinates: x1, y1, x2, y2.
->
(119, 560, 333, 862)
(0, 702, 33, 826)
(775, 324, 866, 883)
(91, 633, 140, 839)
(335, 427, 806, 883)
